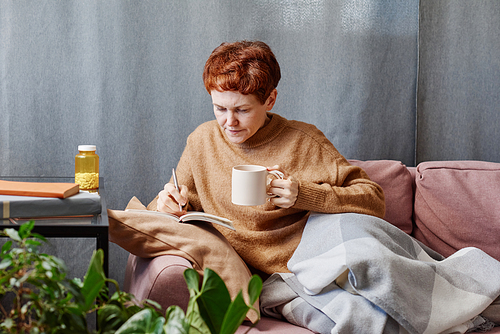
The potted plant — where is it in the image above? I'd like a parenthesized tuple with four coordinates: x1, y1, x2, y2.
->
(0, 221, 262, 334)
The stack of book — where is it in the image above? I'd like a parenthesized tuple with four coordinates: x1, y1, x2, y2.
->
(0, 180, 102, 225)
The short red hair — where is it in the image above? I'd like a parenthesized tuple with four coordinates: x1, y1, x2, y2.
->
(203, 41, 281, 104)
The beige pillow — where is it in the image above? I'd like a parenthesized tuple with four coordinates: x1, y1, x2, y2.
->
(108, 197, 258, 321)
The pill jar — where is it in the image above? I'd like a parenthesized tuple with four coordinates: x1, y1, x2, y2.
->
(75, 145, 99, 191)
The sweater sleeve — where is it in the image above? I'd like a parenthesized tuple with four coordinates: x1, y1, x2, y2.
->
(281, 120, 386, 219)
(293, 160, 385, 219)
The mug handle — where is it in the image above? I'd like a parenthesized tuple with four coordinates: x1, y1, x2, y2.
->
(266, 170, 285, 198)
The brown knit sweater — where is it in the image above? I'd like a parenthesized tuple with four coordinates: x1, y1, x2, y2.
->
(174, 113, 385, 274)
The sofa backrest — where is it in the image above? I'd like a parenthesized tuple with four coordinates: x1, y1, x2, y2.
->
(351, 159, 500, 262)
(348, 159, 414, 234)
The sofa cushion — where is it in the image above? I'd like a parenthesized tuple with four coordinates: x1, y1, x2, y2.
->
(108, 196, 258, 322)
(349, 160, 414, 234)
(413, 161, 500, 260)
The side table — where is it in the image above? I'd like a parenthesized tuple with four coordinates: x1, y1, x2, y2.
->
(0, 176, 109, 277)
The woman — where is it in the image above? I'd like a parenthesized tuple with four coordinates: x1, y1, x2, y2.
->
(155, 41, 500, 334)
(156, 40, 385, 276)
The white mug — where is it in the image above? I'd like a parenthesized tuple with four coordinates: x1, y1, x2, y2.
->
(232, 165, 285, 206)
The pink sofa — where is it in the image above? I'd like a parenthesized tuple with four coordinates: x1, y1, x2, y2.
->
(123, 160, 500, 333)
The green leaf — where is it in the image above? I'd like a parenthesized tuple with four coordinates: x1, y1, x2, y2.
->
(115, 308, 165, 334)
(219, 292, 249, 334)
(30, 232, 47, 243)
(80, 249, 106, 311)
(142, 299, 162, 311)
(18, 220, 35, 239)
(185, 299, 210, 334)
(182, 270, 213, 334)
(196, 268, 231, 334)
(184, 268, 203, 324)
(58, 311, 88, 333)
(152, 317, 167, 334)
(1, 240, 12, 255)
(2, 317, 14, 329)
(184, 268, 201, 295)
(247, 275, 263, 305)
(164, 306, 191, 334)
(0, 258, 12, 270)
(98, 304, 129, 332)
(25, 239, 42, 247)
(3, 228, 21, 242)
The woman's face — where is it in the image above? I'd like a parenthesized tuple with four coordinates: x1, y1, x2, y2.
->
(211, 90, 277, 144)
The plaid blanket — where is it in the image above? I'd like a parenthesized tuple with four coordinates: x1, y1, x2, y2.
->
(261, 213, 500, 334)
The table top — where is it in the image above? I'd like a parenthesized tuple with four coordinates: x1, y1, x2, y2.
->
(0, 176, 108, 227)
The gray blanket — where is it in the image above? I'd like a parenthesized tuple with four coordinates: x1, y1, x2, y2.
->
(261, 213, 500, 334)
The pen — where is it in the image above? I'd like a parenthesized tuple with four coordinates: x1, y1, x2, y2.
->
(172, 168, 183, 212)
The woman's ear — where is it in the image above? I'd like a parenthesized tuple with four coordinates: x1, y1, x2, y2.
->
(265, 89, 278, 111)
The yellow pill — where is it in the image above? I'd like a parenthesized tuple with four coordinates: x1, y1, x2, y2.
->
(75, 172, 99, 190)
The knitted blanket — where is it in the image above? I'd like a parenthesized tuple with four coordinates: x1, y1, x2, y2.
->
(261, 213, 500, 334)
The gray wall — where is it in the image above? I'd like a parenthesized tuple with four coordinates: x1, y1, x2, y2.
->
(1, 1, 499, 288)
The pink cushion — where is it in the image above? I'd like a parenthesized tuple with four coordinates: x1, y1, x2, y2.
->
(413, 161, 500, 260)
(349, 160, 414, 234)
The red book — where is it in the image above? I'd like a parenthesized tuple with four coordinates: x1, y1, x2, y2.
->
(0, 180, 80, 199)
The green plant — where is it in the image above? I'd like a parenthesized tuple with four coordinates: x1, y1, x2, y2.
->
(0, 221, 262, 334)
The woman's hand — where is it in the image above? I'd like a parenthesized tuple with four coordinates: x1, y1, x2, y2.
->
(157, 182, 189, 216)
(267, 165, 299, 208)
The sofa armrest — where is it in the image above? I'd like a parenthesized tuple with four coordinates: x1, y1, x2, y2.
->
(124, 254, 192, 311)
(124, 253, 315, 333)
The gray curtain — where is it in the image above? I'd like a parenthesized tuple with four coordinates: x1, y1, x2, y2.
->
(1, 0, 499, 287)
(417, 0, 500, 162)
